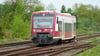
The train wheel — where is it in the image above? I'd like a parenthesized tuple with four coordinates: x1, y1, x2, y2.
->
(54, 39, 62, 44)
(58, 39, 62, 44)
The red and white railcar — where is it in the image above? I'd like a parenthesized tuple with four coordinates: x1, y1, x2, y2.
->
(31, 11, 76, 44)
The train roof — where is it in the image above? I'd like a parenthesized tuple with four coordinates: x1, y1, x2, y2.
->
(32, 11, 76, 18)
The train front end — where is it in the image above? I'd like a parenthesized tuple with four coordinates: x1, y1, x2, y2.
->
(31, 12, 56, 45)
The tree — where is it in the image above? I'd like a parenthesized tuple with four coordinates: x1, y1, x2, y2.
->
(94, 8, 100, 31)
(73, 3, 100, 32)
(5, 0, 40, 13)
(33, 5, 44, 12)
(66, 8, 72, 13)
(61, 5, 67, 13)
(0, 0, 44, 40)
(10, 0, 30, 38)
(20, 0, 40, 13)
(0, 3, 14, 38)
(0, 4, 11, 18)
(21, 0, 41, 21)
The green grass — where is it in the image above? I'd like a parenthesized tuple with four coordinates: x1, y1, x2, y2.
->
(77, 29, 99, 35)
(75, 44, 100, 56)
(0, 38, 29, 44)
(75, 37, 100, 56)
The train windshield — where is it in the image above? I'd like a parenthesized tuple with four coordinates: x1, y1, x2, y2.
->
(33, 14, 54, 28)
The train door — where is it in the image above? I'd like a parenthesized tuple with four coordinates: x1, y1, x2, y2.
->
(58, 19, 62, 39)
(58, 17, 65, 40)
(62, 19, 65, 40)
(64, 18, 74, 39)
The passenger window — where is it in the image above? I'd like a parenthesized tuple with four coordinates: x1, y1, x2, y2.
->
(58, 21, 62, 31)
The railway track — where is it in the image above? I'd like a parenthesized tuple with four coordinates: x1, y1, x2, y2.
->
(0, 33, 91, 51)
(0, 40, 32, 48)
(0, 33, 98, 48)
(0, 33, 100, 56)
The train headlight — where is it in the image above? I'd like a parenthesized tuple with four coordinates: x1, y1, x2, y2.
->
(51, 29, 53, 32)
(33, 30, 36, 32)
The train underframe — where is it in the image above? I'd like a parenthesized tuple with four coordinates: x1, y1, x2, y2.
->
(31, 33, 76, 45)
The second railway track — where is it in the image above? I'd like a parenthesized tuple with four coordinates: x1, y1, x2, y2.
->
(0, 33, 100, 56)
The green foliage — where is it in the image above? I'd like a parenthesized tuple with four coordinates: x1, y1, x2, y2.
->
(0, 0, 45, 43)
(0, 4, 10, 18)
(66, 8, 72, 13)
(33, 5, 44, 12)
(73, 4, 93, 19)
(14, 0, 25, 18)
(11, 17, 30, 39)
(77, 18, 92, 29)
(0, 26, 4, 38)
(0, 13, 11, 38)
(10, 0, 30, 39)
(73, 4, 100, 34)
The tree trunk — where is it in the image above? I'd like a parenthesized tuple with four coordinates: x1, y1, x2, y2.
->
(99, 26, 100, 32)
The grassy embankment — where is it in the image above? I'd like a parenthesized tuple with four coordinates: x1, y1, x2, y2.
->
(0, 38, 29, 44)
(75, 37, 100, 56)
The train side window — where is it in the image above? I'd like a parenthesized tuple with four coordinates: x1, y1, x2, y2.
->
(74, 23, 76, 30)
(57, 17, 58, 23)
(58, 21, 62, 31)
(65, 23, 72, 32)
